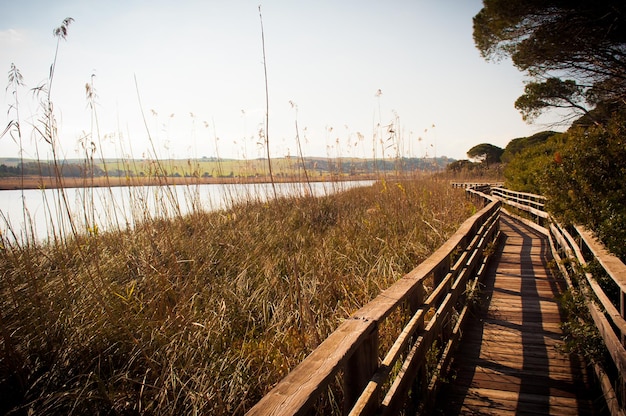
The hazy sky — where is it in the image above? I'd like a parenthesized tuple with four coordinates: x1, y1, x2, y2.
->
(1, 1, 560, 161)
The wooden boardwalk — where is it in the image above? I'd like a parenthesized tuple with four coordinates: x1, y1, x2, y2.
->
(435, 214, 608, 415)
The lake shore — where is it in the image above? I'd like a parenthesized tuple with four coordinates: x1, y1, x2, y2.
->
(0, 174, 378, 190)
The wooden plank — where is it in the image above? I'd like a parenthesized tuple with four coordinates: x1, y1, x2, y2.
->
(445, 387, 596, 415)
(453, 379, 585, 399)
(501, 207, 551, 237)
(460, 387, 592, 408)
(434, 214, 601, 415)
(593, 362, 625, 416)
(423, 231, 501, 414)
(566, 225, 626, 340)
(457, 341, 583, 362)
(451, 356, 588, 379)
(471, 329, 563, 343)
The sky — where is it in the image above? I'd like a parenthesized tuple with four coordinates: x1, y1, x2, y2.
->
(0, 0, 562, 161)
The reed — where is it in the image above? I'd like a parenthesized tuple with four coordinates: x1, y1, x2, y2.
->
(0, 175, 474, 414)
(0, 17, 477, 415)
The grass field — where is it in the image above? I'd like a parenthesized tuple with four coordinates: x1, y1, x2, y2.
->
(95, 157, 348, 178)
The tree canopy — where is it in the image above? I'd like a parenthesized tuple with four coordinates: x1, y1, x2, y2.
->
(541, 116, 626, 260)
(467, 143, 504, 165)
(473, 0, 626, 122)
(500, 115, 626, 261)
(502, 134, 564, 194)
(500, 131, 558, 163)
(478, 1, 626, 261)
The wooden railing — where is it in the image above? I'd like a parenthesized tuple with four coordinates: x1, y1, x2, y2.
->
(247, 194, 501, 415)
(490, 187, 548, 227)
(486, 186, 626, 416)
(451, 182, 503, 191)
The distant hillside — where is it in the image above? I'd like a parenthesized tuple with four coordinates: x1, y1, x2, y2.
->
(0, 156, 453, 178)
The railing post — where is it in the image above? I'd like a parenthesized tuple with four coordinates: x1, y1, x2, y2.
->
(344, 325, 378, 415)
(409, 282, 425, 314)
(408, 282, 426, 414)
(619, 289, 626, 346)
(621, 290, 626, 409)
(433, 257, 450, 288)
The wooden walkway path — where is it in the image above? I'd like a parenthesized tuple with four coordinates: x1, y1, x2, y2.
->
(435, 214, 607, 415)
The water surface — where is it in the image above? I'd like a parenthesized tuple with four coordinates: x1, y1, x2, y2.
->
(0, 181, 374, 244)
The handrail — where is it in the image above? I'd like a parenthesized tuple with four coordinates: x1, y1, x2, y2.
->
(451, 182, 504, 190)
(485, 185, 626, 416)
(490, 187, 548, 226)
(247, 193, 501, 415)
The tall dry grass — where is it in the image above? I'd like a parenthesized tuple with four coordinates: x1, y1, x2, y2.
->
(0, 176, 475, 415)
(0, 17, 480, 415)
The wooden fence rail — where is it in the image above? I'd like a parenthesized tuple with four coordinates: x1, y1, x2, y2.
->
(247, 194, 501, 415)
(485, 186, 626, 416)
(451, 182, 504, 190)
(490, 186, 548, 226)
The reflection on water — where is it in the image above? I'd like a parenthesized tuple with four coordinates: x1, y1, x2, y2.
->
(0, 181, 374, 244)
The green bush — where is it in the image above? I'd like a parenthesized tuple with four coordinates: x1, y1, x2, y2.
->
(541, 116, 626, 261)
(503, 133, 565, 194)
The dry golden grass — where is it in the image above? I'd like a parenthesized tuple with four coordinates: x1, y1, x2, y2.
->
(0, 17, 479, 414)
(0, 175, 474, 415)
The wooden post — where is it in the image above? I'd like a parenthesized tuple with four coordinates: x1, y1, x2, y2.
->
(615, 290, 626, 408)
(344, 326, 379, 415)
(619, 290, 626, 346)
(409, 282, 425, 315)
(406, 362, 426, 415)
(620, 288, 626, 416)
(433, 258, 450, 288)
(404, 283, 427, 415)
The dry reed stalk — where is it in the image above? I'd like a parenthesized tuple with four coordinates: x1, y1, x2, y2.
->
(0, 175, 474, 414)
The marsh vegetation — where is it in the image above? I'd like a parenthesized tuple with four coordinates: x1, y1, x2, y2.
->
(0, 16, 482, 414)
(0, 176, 474, 414)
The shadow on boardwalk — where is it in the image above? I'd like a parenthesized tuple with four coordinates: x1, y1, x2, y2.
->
(434, 215, 608, 415)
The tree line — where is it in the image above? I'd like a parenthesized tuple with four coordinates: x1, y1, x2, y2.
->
(462, 0, 626, 261)
(0, 157, 452, 180)
(0, 162, 105, 178)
